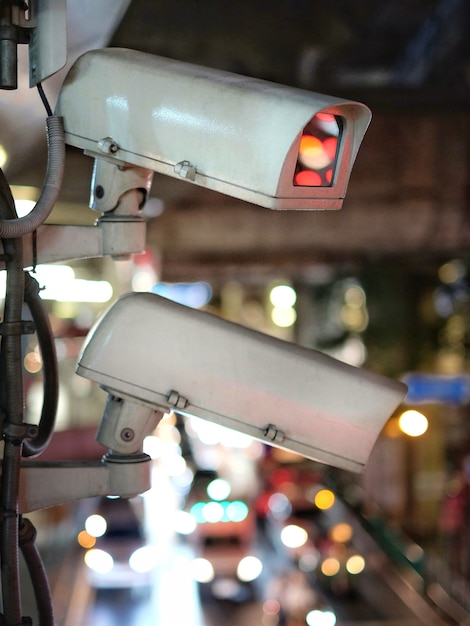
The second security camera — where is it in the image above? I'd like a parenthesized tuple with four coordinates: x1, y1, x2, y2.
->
(55, 48, 371, 211)
(77, 293, 406, 473)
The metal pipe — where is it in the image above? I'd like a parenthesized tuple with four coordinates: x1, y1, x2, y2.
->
(0, 7, 18, 90)
(0, 168, 25, 624)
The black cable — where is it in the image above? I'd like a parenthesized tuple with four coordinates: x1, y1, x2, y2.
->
(22, 273, 58, 458)
(37, 83, 53, 117)
(0, 167, 59, 457)
(19, 518, 54, 626)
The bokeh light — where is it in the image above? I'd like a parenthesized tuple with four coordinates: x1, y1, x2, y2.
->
(280, 524, 308, 548)
(398, 409, 428, 437)
(190, 558, 214, 583)
(85, 514, 107, 538)
(269, 284, 297, 308)
(207, 478, 231, 501)
(314, 488, 335, 510)
(306, 609, 337, 626)
(237, 555, 263, 582)
(321, 557, 341, 577)
(84, 549, 113, 574)
(346, 554, 365, 575)
(77, 530, 96, 549)
(329, 523, 353, 543)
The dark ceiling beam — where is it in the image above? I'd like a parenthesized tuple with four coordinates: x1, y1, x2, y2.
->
(147, 195, 470, 282)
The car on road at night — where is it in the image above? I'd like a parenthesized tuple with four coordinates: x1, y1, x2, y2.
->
(80, 496, 158, 591)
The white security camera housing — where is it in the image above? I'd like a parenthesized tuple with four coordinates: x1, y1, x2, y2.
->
(76, 293, 406, 473)
(55, 48, 371, 210)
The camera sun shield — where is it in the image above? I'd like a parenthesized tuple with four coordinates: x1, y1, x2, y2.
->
(56, 48, 371, 210)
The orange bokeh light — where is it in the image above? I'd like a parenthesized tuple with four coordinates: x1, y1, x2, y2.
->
(77, 530, 96, 549)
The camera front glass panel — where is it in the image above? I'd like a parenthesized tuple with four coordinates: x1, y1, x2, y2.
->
(293, 113, 343, 188)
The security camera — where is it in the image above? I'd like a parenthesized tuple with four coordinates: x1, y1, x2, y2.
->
(55, 48, 371, 211)
(76, 293, 406, 473)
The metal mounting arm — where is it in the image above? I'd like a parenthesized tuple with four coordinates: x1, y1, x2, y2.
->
(13, 453, 152, 514)
(20, 212, 147, 267)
